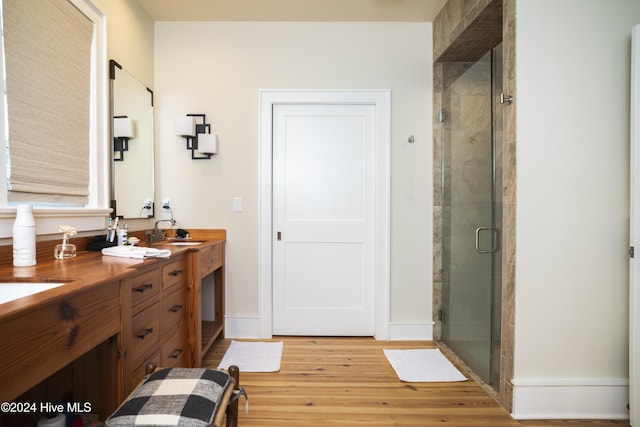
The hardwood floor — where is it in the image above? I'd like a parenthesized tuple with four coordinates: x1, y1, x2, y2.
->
(202, 337, 630, 427)
(520, 422, 629, 427)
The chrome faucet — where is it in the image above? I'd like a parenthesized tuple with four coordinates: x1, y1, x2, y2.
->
(153, 218, 176, 242)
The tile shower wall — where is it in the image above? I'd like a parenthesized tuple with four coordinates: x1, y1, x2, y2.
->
(499, 0, 516, 412)
(432, 0, 516, 412)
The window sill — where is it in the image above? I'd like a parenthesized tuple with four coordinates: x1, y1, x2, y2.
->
(0, 207, 110, 238)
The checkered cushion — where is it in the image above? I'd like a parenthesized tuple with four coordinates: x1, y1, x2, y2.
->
(106, 368, 232, 427)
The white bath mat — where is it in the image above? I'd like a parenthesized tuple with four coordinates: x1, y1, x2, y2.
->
(383, 348, 467, 382)
(218, 340, 283, 372)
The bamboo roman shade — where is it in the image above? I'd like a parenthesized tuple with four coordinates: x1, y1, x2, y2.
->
(3, 0, 93, 204)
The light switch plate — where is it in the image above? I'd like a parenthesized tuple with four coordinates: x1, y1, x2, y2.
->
(233, 196, 243, 213)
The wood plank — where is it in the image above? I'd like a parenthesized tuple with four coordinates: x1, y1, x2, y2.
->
(203, 337, 630, 427)
(520, 422, 630, 427)
(203, 337, 521, 426)
(0, 280, 120, 402)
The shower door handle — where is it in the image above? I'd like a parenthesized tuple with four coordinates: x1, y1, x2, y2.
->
(475, 227, 499, 254)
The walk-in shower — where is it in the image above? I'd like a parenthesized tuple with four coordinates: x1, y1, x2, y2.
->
(440, 43, 503, 388)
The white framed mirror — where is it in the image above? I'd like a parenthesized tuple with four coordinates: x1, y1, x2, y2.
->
(110, 60, 154, 219)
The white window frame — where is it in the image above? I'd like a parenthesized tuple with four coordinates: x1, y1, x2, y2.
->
(0, 0, 110, 238)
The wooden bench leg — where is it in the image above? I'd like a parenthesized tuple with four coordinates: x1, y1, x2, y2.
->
(226, 365, 240, 427)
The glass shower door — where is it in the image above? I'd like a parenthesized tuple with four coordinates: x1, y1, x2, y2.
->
(441, 47, 501, 385)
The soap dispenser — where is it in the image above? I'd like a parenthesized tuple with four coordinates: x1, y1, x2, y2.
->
(117, 224, 128, 246)
(13, 204, 36, 267)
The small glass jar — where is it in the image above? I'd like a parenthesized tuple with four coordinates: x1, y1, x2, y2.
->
(54, 242, 76, 259)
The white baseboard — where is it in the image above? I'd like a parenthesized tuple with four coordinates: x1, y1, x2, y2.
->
(388, 322, 434, 340)
(224, 315, 261, 339)
(511, 378, 629, 420)
(225, 318, 434, 341)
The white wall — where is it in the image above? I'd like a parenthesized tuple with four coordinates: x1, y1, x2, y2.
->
(154, 22, 433, 336)
(93, 0, 154, 88)
(513, 0, 640, 419)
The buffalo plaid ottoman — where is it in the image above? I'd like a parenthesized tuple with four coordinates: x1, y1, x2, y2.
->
(106, 368, 233, 426)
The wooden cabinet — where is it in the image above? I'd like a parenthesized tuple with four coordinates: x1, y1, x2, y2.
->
(162, 257, 187, 290)
(0, 279, 120, 404)
(160, 257, 188, 368)
(121, 254, 188, 396)
(187, 239, 225, 367)
(129, 302, 160, 364)
(198, 242, 223, 277)
(0, 229, 226, 418)
(121, 266, 160, 395)
(161, 285, 186, 336)
(161, 319, 186, 366)
(113, 236, 226, 396)
(130, 269, 161, 308)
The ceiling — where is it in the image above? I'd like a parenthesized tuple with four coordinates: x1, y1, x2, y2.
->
(135, 0, 447, 22)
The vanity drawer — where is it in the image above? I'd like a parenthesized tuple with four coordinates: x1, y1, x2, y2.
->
(128, 349, 161, 396)
(162, 322, 187, 368)
(162, 257, 187, 290)
(161, 286, 186, 335)
(129, 269, 161, 310)
(199, 243, 223, 277)
(129, 302, 160, 365)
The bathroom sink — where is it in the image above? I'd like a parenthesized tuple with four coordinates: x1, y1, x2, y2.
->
(0, 282, 67, 305)
(0, 278, 73, 305)
(164, 241, 204, 246)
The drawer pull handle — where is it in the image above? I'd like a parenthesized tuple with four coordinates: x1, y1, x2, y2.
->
(170, 304, 184, 313)
(170, 348, 183, 359)
(137, 328, 154, 339)
(135, 283, 153, 293)
(169, 269, 183, 277)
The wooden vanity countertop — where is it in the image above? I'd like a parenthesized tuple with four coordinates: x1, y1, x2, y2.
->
(0, 228, 226, 322)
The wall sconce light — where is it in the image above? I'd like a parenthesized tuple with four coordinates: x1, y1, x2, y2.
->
(198, 133, 218, 156)
(175, 113, 217, 159)
(113, 116, 135, 161)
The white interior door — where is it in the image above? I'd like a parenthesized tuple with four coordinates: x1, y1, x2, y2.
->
(629, 23, 639, 427)
(272, 103, 375, 335)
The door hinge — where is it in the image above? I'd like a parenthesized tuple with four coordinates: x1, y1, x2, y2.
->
(500, 93, 513, 105)
(438, 109, 446, 123)
(630, 246, 635, 258)
(277, 231, 282, 241)
(438, 308, 445, 322)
